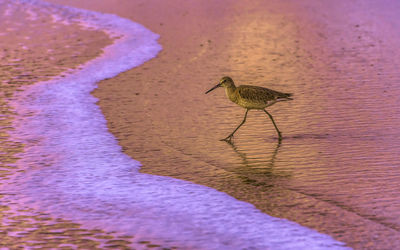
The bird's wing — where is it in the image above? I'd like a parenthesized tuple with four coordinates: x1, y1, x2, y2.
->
(238, 85, 276, 103)
(239, 85, 292, 101)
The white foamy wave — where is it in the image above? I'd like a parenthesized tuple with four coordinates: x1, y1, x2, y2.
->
(7, 0, 349, 249)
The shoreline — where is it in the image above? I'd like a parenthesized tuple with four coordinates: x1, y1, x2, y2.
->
(30, 0, 400, 249)
(0, 1, 139, 248)
(3, 1, 347, 249)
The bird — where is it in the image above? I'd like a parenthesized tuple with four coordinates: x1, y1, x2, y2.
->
(205, 76, 292, 142)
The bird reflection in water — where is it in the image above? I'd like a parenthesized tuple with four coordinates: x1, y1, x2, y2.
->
(222, 139, 291, 187)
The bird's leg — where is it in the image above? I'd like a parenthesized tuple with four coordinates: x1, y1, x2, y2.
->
(221, 109, 249, 142)
(263, 109, 282, 139)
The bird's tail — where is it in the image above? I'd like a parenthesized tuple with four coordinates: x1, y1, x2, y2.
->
(277, 92, 293, 101)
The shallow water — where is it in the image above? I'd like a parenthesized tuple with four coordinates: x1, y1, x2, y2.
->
(81, 0, 400, 249)
(3, 0, 400, 248)
(2, 0, 349, 249)
(202, 2, 400, 248)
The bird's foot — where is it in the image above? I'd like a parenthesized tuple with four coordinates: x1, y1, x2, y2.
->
(220, 134, 234, 143)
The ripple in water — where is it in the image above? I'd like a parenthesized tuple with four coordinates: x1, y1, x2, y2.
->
(5, 0, 348, 248)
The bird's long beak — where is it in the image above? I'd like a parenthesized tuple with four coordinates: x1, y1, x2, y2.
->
(205, 83, 221, 94)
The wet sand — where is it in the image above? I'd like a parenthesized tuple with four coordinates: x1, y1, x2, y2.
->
(31, 0, 400, 249)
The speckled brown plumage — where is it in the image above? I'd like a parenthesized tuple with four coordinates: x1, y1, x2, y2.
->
(205, 76, 293, 141)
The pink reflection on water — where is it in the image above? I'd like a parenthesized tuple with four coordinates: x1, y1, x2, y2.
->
(2, 0, 348, 249)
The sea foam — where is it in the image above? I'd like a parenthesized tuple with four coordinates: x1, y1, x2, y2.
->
(6, 0, 349, 248)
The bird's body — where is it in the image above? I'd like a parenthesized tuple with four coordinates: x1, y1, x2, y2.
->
(205, 76, 292, 141)
(224, 84, 292, 110)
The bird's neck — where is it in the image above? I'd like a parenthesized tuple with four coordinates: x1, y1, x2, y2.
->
(225, 85, 237, 103)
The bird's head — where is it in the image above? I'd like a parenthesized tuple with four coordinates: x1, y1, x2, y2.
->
(205, 76, 235, 94)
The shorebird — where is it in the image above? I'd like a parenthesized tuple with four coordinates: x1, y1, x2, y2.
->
(205, 76, 292, 142)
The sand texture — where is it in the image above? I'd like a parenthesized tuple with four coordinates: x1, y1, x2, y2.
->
(16, 0, 400, 248)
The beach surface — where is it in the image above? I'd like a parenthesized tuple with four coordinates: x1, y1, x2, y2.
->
(0, 1, 140, 248)
(3, 1, 345, 249)
(3, 0, 400, 248)
(49, 0, 400, 248)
